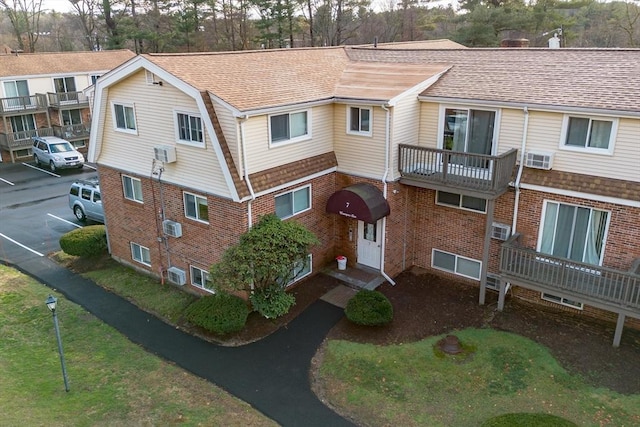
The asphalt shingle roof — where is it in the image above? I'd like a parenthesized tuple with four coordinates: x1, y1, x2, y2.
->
(0, 50, 136, 78)
(346, 47, 640, 114)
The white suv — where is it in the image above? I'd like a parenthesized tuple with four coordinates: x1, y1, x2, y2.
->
(69, 178, 104, 223)
(33, 136, 84, 172)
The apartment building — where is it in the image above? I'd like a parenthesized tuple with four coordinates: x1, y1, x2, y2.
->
(87, 42, 640, 345)
(0, 50, 135, 162)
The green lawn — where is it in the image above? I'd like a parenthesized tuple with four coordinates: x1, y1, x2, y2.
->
(318, 329, 640, 427)
(0, 265, 276, 427)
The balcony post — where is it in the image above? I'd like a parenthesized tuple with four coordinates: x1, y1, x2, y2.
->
(613, 313, 625, 347)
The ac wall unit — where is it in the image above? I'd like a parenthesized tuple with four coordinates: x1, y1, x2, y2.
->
(524, 151, 554, 170)
(167, 266, 186, 286)
(162, 220, 182, 238)
(491, 223, 511, 241)
(154, 145, 177, 163)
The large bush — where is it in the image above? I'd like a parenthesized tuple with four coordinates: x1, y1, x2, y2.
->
(59, 225, 108, 257)
(345, 290, 393, 326)
(183, 293, 249, 335)
(250, 284, 296, 319)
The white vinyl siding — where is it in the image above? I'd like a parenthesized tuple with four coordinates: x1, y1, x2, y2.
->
(333, 104, 386, 179)
(389, 94, 423, 181)
(244, 105, 333, 174)
(97, 70, 231, 198)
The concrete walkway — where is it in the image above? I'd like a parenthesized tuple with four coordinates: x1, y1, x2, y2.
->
(13, 256, 355, 427)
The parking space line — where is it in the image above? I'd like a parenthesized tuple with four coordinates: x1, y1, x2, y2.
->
(0, 177, 15, 185)
(47, 213, 82, 228)
(84, 164, 97, 170)
(0, 233, 44, 256)
(21, 162, 60, 177)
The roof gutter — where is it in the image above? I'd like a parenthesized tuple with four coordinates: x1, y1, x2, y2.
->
(238, 115, 256, 229)
(379, 104, 395, 286)
(418, 96, 640, 118)
(512, 106, 529, 234)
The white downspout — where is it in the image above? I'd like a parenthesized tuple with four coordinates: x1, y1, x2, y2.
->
(239, 115, 256, 229)
(512, 106, 529, 233)
(380, 104, 396, 286)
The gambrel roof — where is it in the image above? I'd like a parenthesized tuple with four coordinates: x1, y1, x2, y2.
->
(0, 50, 136, 78)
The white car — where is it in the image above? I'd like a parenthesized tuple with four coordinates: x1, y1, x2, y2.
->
(32, 136, 84, 172)
(69, 178, 104, 223)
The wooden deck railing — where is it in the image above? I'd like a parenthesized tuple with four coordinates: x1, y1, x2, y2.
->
(0, 94, 48, 114)
(398, 145, 517, 194)
(47, 91, 89, 108)
(53, 122, 91, 140)
(500, 233, 640, 311)
(0, 127, 55, 149)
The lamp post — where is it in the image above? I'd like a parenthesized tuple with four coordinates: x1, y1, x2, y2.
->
(45, 295, 70, 392)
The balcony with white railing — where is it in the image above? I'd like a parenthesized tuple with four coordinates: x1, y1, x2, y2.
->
(398, 145, 518, 198)
(0, 94, 48, 115)
(500, 233, 640, 316)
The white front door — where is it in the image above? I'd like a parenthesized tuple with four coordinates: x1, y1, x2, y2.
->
(357, 220, 381, 269)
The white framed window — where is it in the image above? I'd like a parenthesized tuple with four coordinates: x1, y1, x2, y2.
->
(3, 80, 30, 109)
(436, 191, 487, 213)
(559, 115, 616, 154)
(275, 185, 311, 219)
(175, 111, 203, 146)
(537, 201, 609, 266)
(347, 106, 372, 136)
(72, 140, 86, 149)
(285, 254, 312, 287)
(131, 242, 151, 266)
(541, 293, 583, 310)
(184, 192, 209, 223)
(122, 175, 143, 203)
(190, 265, 214, 293)
(269, 110, 310, 145)
(432, 249, 482, 280)
(112, 102, 137, 134)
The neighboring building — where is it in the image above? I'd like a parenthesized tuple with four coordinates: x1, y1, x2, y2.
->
(0, 50, 135, 163)
(87, 42, 640, 346)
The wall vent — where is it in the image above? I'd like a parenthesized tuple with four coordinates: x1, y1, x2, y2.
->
(524, 151, 554, 170)
(162, 220, 182, 238)
(167, 267, 186, 286)
(491, 223, 511, 241)
(153, 145, 177, 163)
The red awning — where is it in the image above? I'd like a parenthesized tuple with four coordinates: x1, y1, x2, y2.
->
(326, 183, 390, 223)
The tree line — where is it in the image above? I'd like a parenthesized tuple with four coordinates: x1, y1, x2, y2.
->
(1, 0, 638, 54)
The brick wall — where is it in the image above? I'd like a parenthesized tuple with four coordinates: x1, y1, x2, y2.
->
(99, 165, 337, 289)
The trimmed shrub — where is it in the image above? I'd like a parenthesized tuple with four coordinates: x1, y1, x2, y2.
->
(250, 284, 296, 319)
(59, 225, 108, 257)
(183, 293, 249, 335)
(345, 290, 393, 326)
